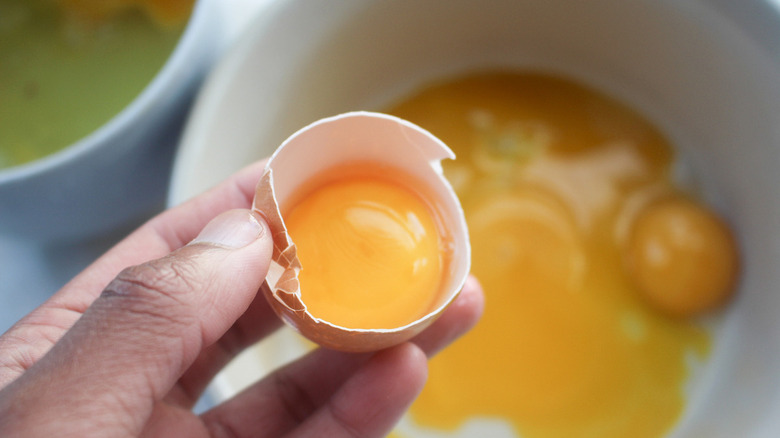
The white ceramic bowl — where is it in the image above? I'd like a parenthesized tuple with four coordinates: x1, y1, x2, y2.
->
(169, 0, 780, 436)
(0, 0, 222, 242)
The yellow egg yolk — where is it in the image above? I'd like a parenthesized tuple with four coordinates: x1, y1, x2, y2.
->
(626, 196, 739, 317)
(386, 72, 729, 438)
(285, 176, 444, 330)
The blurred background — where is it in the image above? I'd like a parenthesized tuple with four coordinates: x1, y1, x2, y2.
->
(0, 0, 271, 335)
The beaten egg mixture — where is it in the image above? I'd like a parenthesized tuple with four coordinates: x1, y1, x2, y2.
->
(385, 72, 738, 437)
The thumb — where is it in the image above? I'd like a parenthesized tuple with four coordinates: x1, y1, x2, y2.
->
(0, 209, 273, 436)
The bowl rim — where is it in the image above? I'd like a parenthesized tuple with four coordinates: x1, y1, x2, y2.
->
(0, 0, 212, 184)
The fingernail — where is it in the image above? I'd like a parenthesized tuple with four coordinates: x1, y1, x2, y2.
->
(191, 209, 267, 249)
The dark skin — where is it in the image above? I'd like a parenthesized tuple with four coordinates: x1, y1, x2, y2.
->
(0, 160, 484, 438)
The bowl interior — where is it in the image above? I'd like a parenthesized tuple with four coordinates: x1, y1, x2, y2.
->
(170, 0, 780, 436)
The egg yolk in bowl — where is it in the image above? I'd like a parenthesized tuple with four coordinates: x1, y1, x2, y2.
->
(386, 72, 738, 438)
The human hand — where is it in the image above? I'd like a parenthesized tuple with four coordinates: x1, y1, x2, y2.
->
(0, 161, 484, 438)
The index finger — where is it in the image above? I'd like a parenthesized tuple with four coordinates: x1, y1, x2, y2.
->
(56, 159, 267, 313)
(0, 160, 268, 387)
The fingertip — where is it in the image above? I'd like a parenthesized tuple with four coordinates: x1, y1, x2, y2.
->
(410, 274, 484, 357)
(320, 343, 427, 437)
(459, 274, 486, 327)
(406, 343, 429, 393)
(235, 159, 270, 201)
(378, 342, 428, 391)
(190, 209, 270, 250)
(351, 343, 428, 396)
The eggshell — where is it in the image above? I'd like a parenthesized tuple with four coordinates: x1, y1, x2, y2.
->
(252, 111, 470, 352)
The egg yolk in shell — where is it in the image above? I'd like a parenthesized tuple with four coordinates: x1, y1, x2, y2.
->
(285, 174, 444, 329)
(386, 72, 738, 437)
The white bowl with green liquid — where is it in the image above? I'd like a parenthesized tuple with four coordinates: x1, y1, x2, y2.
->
(0, 0, 221, 241)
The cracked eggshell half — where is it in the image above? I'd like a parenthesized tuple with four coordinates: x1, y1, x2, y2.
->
(252, 111, 471, 352)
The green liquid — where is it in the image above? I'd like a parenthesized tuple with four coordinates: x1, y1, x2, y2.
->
(0, 0, 185, 169)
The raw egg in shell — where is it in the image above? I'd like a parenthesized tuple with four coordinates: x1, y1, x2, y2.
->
(252, 112, 471, 352)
